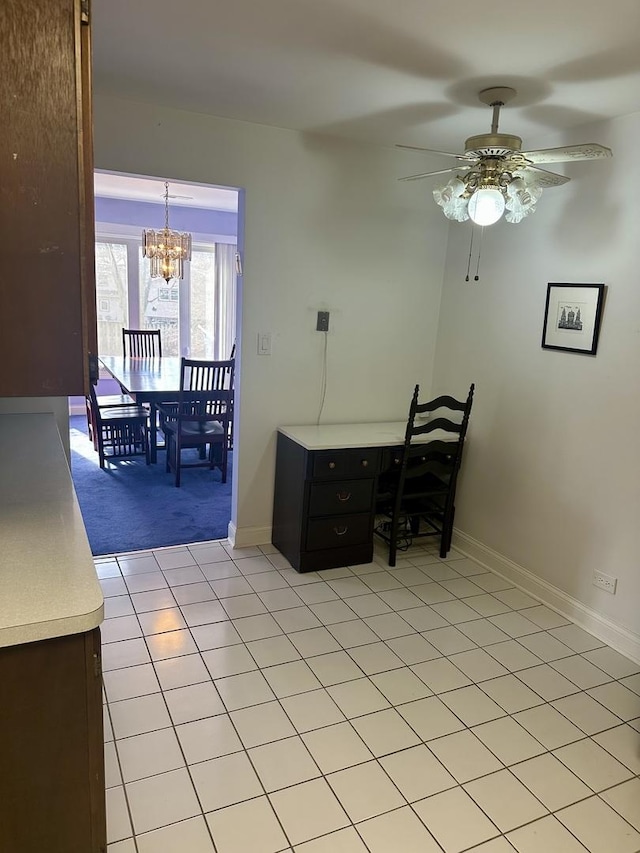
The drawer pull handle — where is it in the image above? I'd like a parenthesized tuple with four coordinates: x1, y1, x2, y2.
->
(328, 461, 336, 469)
(393, 457, 401, 465)
(361, 459, 369, 467)
(333, 526, 348, 536)
(336, 491, 352, 502)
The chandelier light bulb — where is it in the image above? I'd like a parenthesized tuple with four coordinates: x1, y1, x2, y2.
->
(467, 186, 506, 226)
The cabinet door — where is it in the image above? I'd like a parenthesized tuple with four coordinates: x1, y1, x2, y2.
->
(0, 628, 106, 852)
(0, 0, 97, 396)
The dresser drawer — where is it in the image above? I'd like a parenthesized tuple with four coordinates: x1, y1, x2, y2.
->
(306, 513, 371, 551)
(312, 448, 380, 479)
(380, 445, 404, 474)
(308, 479, 374, 517)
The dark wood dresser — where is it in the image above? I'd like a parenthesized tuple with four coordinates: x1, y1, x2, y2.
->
(272, 422, 425, 572)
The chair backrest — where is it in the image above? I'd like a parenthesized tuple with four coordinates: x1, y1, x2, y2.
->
(87, 380, 99, 419)
(180, 358, 234, 393)
(398, 383, 475, 493)
(122, 328, 162, 358)
(176, 358, 235, 428)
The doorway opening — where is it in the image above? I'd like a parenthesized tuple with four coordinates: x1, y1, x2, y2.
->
(69, 170, 242, 556)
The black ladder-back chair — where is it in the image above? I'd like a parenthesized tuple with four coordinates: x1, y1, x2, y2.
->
(86, 383, 150, 469)
(375, 383, 475, 566)
(157, 358, 234, 487)
(122, 328, 162, 358)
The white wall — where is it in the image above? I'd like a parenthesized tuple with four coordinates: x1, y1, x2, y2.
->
(93, 95, 449, 543)
(434, 111, 640, 643)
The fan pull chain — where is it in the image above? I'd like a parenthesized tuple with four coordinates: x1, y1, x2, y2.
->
(465, 225, 475, 282)
(474, 226, 484, 281)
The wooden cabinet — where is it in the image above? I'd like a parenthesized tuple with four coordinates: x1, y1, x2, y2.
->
(272, 432, 380, 571)
(0, 0, 97, 396)
(0, 628, 105, 852)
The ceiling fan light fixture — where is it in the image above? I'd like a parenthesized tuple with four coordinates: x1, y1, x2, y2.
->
(467, 185, 505, 226)
(504, 174, 542, 223)
(433, 177, 469, 221)
(397, 84, 612, 228)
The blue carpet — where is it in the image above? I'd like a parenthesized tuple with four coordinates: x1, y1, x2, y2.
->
(69, 415, 231, 556)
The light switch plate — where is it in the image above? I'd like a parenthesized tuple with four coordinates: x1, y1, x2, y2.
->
(257, 332, 271, 355)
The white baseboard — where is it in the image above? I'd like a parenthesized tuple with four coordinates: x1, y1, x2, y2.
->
(453, 529, 640, 665)
(227, 521, 272, 549)
(223, 518, 640, 664)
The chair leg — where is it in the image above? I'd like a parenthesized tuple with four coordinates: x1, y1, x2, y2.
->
(165, 434, 172, 473)
(221, 443, 228, 484)
(96, 428, 106, 469)
(440, 504, 455, 557)
(174, 435, 182, 487)
(86, 399, 98, 450)
(388, 513, 401, 567)
(207, 440, 228, 483)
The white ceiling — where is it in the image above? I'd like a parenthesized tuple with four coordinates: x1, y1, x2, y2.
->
(93, 171, 238, 211)
(92, 0, 640, 156)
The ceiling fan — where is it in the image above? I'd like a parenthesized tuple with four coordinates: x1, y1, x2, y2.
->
(398, 87, 612, 226)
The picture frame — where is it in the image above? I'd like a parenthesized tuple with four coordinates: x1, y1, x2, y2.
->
(541, 282, 605, 355)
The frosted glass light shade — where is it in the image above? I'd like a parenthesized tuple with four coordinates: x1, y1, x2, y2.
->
(467, 186, 505, 226)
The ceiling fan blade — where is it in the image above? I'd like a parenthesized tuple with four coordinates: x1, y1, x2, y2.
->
(520, 143, 612, 164)
(524, 166, 571, 188)
(399, 166, 471, 182)
(395, 144, 475, 162)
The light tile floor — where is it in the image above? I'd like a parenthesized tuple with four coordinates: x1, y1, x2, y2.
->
(100, 540, 640, 853)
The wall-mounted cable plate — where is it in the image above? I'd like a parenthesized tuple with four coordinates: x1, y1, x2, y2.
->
(316, 311, 330, 331)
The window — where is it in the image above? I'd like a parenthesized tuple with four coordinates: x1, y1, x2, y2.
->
(95, 230, 236, 360)
(138, 249, 181, 356)
(95, 241, 129, 355)
(189, 249, 217, 358)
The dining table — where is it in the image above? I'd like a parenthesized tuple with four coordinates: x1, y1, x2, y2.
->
(99, 355, 183, 463)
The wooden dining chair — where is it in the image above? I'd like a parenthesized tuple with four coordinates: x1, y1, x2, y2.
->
(121, 327, 164, 437)
(85, 388, 136, 450)
(157, 358, 234, 487)
(86, 383, 150, 468)
(122, 328, 162, 358)
(84, 354, 136, 449)
(228, 343, 236, 450)
(375, 383, 475, 565)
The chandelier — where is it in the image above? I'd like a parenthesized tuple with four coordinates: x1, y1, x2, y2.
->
(142, 182, 192, 283)
(433, 163, 543, 226)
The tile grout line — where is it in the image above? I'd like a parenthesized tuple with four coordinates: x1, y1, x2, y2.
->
(99, 540, 640, 851)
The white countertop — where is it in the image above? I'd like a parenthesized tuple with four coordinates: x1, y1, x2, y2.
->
(0, 413, 103, 648)
(278, 422, 455, 451)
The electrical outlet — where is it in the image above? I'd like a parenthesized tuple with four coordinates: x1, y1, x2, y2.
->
(593, 571, 617, 594)
(316, 311, 330, 332)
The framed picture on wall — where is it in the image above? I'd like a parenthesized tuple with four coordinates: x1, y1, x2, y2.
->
(541, 282, 605, 355)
